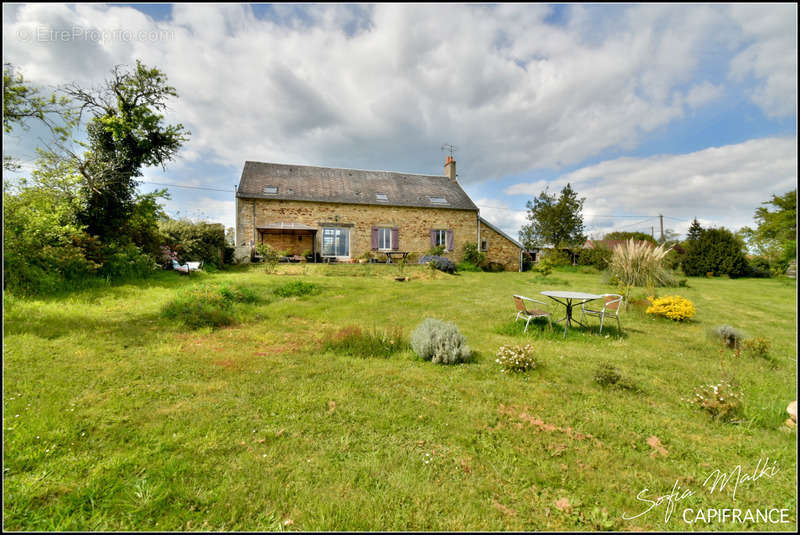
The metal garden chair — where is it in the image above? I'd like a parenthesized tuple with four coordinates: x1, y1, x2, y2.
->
(579, 294, 623, 334)
(513, 295, 552, 332)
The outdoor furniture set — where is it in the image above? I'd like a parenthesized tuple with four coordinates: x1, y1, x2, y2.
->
(514, 290, 623, 338)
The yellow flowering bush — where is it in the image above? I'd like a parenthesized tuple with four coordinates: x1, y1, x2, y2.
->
(645, 295, 695, 321)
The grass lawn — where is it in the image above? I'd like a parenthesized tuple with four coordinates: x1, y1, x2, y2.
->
(3, 264, 797, 531)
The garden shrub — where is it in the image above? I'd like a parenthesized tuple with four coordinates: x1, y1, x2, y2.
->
(577, 246, 612, 270)
(159, 219, 227, 268)
(160, 285, 235, 329)
(645, 295, 695, 321)
(741, 337, 771, 360)
(456, 261, 482, 272)
(496, 344, 537, 373)
(218, 284, 260, 304)
(711, 325, 745, 349)
(322, 325, 406, 358)
(410, 318, 471, 364)
(255, 243, 281, 273)
(428, 245, 446, 256)
(594, 362, 637, 390)
(541, 249, 573, 266)
(462, 242, 485, 266)
(418, 255, 456, 274)
(609, 239, 675, 299)
(273, 280, 320, 297)
(483, 261, 505, 273)
(98, 243, 158, 280)
(690, 379, 744, 422)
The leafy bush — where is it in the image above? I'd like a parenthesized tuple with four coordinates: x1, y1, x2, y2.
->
(462, 242, 485, 266)
(483, 262, 505, 273)
(418, 255, 455, 274)
(428, 245, 446, 256)
(645, 295, 695, 321)
(161, 285, 235, 329)
(411, 318, 471, 364)
(531, 259, 553, 277)
(273, 280, 319, 297)
(541, 249, 573, 266)
(159, 219, 227, 268)
(690, 379, 744, 422)
(98, 243, 157, 280)
(742, 337, 771, 359)
(218, 284, 260, 304)
(577, 246, 612, 270)
(456, 261, 482, 272)
(322, 325, 406, 358)
(711, 325, 745, 349)
(594, 362, 637, 390)
(255, 243, 281, 273)
(495, 344, 537, 373)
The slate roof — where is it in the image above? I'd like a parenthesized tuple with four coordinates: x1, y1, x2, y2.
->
(236, 161, 478, 211)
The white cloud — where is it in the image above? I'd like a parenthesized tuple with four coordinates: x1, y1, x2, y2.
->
(4, 3, 795, 188)
(505, 137, 797, 236)
(473, 198, 528, 240)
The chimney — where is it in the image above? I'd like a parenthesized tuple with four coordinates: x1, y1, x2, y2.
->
(444, 156, 456, 181)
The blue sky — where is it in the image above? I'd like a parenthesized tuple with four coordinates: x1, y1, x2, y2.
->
(3, 3, 797, 240)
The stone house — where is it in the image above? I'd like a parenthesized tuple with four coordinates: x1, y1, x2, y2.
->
(235, 157, 523, 271)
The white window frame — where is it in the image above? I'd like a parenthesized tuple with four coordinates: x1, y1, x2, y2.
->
(434, 229, 447, 248)
(321, 227, 350, 258)
(377, 227, 393, 251)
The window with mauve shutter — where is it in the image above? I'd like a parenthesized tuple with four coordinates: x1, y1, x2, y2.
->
(391, 228, 399, 251)
(371, 227, 379, 250)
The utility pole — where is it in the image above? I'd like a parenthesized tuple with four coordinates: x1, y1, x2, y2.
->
(659, 214, 664, 243)
(651, 226, 654, 239)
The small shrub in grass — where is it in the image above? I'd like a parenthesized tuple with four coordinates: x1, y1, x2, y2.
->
(711, 325, 745, 349)
(594, 362, 637, 390)
(218, 284, 259, 304)
(161, 285, 234, 329)
(689, 379, 744, 422)
(273, 281, 320, 297)
(742, 337, 771, 360)
(456, 261, 482, 272)
(495, 344, 537, 373)
(645, 295, 695, 321)
(411, 318, 471, 364)
(323, 325, 406, 358)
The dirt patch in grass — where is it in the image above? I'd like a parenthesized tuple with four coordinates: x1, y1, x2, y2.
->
(498, 404, 603, 447)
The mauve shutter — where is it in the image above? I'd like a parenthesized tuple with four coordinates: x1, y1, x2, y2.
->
(430, 229, 436, 247)
(392, 227, 399, 250)
(371, 227, 379, 250)
(447, 229, 454, 251)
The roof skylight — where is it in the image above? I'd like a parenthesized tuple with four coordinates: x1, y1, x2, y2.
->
(429, 196, 448, 205)
(376, 193, 389, 201)
(263, 186, 278, 194)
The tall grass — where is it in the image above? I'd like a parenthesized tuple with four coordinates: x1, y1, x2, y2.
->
(609, 239, 675, 300)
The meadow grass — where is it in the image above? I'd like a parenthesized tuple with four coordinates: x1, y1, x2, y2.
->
(3, 264, 797, 531)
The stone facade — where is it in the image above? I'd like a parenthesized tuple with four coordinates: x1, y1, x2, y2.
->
(237, 199, 482, 262)
(480, 221, 522, 272)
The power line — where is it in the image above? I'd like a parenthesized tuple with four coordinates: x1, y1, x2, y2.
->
(140, 181, 233, 193)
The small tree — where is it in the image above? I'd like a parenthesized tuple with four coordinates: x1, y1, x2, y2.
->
(255, 243, 280, 273)
(519, 183, 586, 249)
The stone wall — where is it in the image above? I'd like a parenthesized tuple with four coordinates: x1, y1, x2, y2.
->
(480, 222, 522, 272)
(237, 199, 479, 262)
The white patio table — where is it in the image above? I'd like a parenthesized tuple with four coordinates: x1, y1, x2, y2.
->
(540, 290, 604, 338)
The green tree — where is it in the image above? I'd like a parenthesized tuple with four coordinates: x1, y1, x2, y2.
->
(3, 63, 76, 170)
(687, 218, 703, 241)
(519, 183, 586, 249)
(56, 60, 190, 242)
(682, 227, 748, 277)
(739, 189, 796, 268)
(603, 231, 657, 244)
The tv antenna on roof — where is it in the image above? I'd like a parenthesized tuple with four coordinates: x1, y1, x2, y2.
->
(441, 143, 458, 158)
